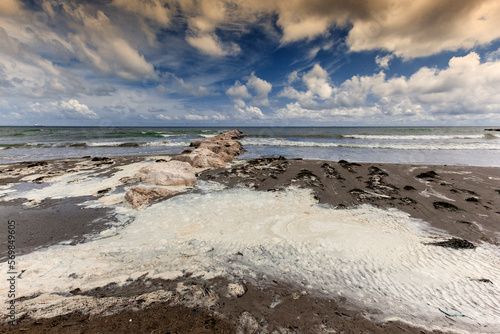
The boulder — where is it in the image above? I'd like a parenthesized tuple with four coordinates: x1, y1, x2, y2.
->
(125, 186, 177, 209)
(197, 140, 245, 161)
(190, 129, 243, 145)
(136, 161, 197, 186)
(188, 130, 245, 163)
(171, 147, 227, 168)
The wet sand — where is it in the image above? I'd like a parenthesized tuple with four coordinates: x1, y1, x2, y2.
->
(0, 151, 499, 333)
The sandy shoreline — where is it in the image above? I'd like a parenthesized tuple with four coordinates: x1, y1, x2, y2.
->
(1, 133, 500, 333)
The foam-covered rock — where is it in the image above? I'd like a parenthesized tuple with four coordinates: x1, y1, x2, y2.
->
(136, 161, 197, 186)
(125, 186, 176, 209)
(226, 283, 247, 298)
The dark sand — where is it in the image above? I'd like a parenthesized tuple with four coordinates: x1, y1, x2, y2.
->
(0, 156, 146, 260)
(0, 276, 443, 334)
(1, 154, 499, 333)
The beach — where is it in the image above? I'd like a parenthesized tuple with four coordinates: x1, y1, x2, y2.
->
(1, 130, 500, 333)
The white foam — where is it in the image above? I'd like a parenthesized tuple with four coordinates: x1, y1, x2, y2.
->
(2, 186, 500, 332)
(160, 134, 184, 137)
(0, 183, 15, 192)
(242, 138, 500, 150)
(2, 161, 151, 204)
(85, 141, 125, 147)
(418, 180, 456, 202)
(344, 134, 493, 140)
(72, 140, 190, 147)
(143, 141, 190, 147)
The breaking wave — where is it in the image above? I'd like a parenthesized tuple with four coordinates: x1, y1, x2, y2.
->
(242, 138, 500, 150)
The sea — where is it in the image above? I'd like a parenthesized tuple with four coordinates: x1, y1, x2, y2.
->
(0, 126, 499, 166)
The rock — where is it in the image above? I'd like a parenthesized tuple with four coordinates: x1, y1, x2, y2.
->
(197, 141, 244, 161)
(226, 283, 247, 298)
(171, 148, 227, 168)
(125, 186, 177, 209)
(136, 161, 197, 186)
(171, 129, 246, 167)
(188, 129, 245, 162)
(120, 176, 140, 184)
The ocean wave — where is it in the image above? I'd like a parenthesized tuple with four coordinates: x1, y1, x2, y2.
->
(84, 140, 191, 148)
(161, 134, 184, 138)
(98, 130, 181, 139)
(85, 141, 129, 147)
(343, 134, 495, 140)
(246, 133, 345, 139)
(0, 140, 191, 149)
(144, 141, 191, 147)
(241, 138, 500, 150)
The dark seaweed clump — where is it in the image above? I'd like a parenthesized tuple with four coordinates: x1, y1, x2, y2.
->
(433, 201, 461, 211)
(427, 238, 475, 249)
(25, 161, 48, 168)
(91, 157, 112, 162)
(416, 171, 439, 179)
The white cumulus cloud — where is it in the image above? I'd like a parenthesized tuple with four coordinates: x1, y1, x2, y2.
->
(279, 64, 333, 101)
(226, 73, 272, 108)
(277, 52, 500, 124)
(375, 54, 395, 69)
(57, 99, 99, 119)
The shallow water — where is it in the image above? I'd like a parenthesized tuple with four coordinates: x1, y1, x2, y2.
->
(1, 126, 499, 166)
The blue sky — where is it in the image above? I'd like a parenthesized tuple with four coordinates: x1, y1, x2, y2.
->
(1, 0, 500, 126)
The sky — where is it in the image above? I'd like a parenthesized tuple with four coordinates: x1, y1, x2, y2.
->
(1, 0, 500, 126)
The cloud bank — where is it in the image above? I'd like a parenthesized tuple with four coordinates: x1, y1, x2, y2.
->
(277, 53, 500, 124)
(0, 0, 499, 125)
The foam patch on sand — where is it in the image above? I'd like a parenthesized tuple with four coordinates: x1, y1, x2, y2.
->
(1, 161, 151, 204)
(2, 186, 500, 333)
(1, 160, 200, 206)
